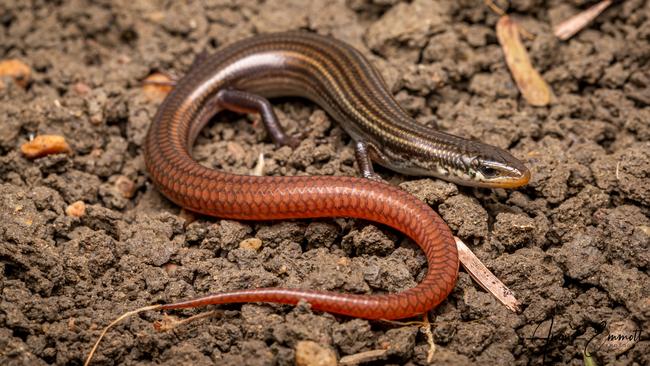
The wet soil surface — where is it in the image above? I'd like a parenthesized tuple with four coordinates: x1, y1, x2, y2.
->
(1, 1, 649, 365)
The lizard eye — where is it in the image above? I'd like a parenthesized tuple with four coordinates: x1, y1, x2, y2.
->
(479, 166, 498, 177)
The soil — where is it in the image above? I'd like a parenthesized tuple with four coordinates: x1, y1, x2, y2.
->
(1, 1, 649, 365)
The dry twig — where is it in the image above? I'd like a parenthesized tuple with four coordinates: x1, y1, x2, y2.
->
(84, 305, 162, 366)
(339, 349, 388, 365)
(456, 237, 521, 313)
(554, 0, 613, 41)
(422, 313, 437, 363)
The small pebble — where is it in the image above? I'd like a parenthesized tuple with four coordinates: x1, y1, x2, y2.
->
(115, 175, 136, 198)
(0, 59, 31, 88)
(295, 341, 337, 366)
(162, 262, 178, 275)
(73, 82, 91, 95)
(21, 135, 71, 159)
(142, 72, 173, 100)
(239, 237, 263, 251)
(66, 201, 86, 218)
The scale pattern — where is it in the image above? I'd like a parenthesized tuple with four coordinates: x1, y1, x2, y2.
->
(144, 32, 459, 319)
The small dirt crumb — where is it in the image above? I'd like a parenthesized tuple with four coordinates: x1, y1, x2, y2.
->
(493, 212, 537, 250)
(379, 326, 418, 358)
(550, 234, 604, 284)
(65, 201, 86, 217)
(305, 221, 339, 248)
(21, 135, 71, 159)
(438, 195, 488, 240)
(239, 237, 263, 251)
(333, 319, 373, 354)
(256, 221, 304, 248)
(114, 175, 136, 198)
(295, 340, 337, 366)
(178, 208, 197, 226)
(342, 225, 394, 256)
(0, 59, 31, 88)
(399, 179, 458, 205)
(72, 82, 91, 95)
(206, 219, 252, 251)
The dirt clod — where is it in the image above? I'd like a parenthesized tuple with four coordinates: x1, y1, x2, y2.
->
(239, 238, 263, 251)
(295, 340, 337, 366)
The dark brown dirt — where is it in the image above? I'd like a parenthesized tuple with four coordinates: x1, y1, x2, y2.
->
(1, 1, 648, 365)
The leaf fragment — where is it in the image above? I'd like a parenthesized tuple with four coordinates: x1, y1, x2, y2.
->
(496, 16, 553, 107)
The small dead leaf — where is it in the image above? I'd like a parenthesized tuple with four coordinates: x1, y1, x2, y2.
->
(0, 59, 31, 88)
(554, 0, 613, 41)
(142, 72, 174, 100)
(496, 16, 553, 107)
(21, 135, 71, 159)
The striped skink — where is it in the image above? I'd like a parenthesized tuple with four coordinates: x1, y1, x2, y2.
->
(143, 32, 530, 319)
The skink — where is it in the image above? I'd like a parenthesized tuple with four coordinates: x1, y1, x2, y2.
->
(144, 32, 529, 319)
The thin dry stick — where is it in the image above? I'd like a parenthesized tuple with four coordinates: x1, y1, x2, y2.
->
(251, 152, 265, 176)
(484, 0, 505, 16)
(86, 306, 221, 365)
(339, 349, 389, 365)
(455, 237, 522, 313)
(484, 0, 535, 39)
(421, 313, 437, 363)
(154, 310, 221, 332)
(377, 237, 521, 314)
(554, 0, 613, 41)
(380, 319, 426, 327)
(84, 304, 162, 366)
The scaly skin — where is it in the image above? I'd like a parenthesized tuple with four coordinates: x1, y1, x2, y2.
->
(144, 32, 466, 319)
